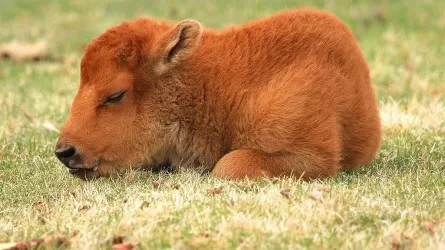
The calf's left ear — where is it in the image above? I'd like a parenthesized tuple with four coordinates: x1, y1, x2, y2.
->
(155, 19, 202, 75)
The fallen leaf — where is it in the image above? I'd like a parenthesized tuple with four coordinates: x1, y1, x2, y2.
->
(103, 235, 126, 247)
(71, 230, 79, 237)
(112, 243, 134, 250)
(391, 232, 400, 250)
(202, 231, 211, 238)
(401, 234, 413, 249)
(112, 236, 124, 244)
(32, 201, 46, 211)
(373, 10, 386, 23)
(29, 238, 44, 249)
(420, 220, 436, 234)
(42, 234, 69, 247)
(404, 63, 414, 73)
(0, 234, 69, 250)
(78, 205, 91, 212)
(391, 232, 413, 250)
(152, 181, 161, 188)
(13, 241, 28, 250)
(169, 183, 180, 190)
(309, 190, 323, 201)
(280, 188, 292, 199)
(23, 112, 34, 122)
(0, 234, 68, 250)
(0, 40, 48, 62)
(37, 214, 49, 224)
(70, 191, 77, 198)
(207, 187, 223, 195)
(140, 201, 150, 209)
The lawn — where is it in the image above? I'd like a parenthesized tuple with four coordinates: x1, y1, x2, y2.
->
(0, 0, 444, 249)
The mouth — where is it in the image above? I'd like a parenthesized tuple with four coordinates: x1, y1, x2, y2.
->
(68, 165, 99, 174)
(68, 161, 100, 180)
(65, 159, 148, 180)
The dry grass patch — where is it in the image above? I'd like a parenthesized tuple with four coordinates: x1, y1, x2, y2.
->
(1, 0, 444, 249)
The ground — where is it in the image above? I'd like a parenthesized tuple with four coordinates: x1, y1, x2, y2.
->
(0, 0, 444, 249)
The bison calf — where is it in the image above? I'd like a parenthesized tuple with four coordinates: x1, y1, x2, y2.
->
(55, 9, 381, 180)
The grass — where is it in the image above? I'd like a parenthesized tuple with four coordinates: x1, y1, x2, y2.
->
(1, 0, 444, 249)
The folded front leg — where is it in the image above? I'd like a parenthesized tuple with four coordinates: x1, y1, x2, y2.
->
(211, 149, 340, 180)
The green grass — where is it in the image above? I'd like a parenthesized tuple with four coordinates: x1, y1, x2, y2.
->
(1, 0, 444, 249)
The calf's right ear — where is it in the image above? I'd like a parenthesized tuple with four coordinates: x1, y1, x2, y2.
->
(154, 19, 202, 75)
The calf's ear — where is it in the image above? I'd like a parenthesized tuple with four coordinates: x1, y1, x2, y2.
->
(155, 19, 202, 75)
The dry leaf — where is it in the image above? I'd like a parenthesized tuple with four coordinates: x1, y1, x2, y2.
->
(0, 234, 69, 250)
(112, 243, 134, 250)
(13, 241, 28, 250)
(29, 239, 43, 249)
(280, 188, 292, 199)
(373, 10, 386, 22)
(391, 232, 400, 250)
(207, 187, 223, 195)
(32, 201, 46, 211)
(112, 236, 124, 244)
(391, 232, 413, 250)
(169, 183, 180, 190)
(37, 214, 49, 224)
(420, 220, 436, 234)
(309, 190, 323, 201)
(78, 205, 91, 212)
(23, 112, 34, 122)
(0, 40, 47, 62)
(42, 234, 69, 247)
(103, 235, 125, 247)
(71, 230, 79, 237)
(152, 181, 161, 188)
(140, 201, 150, 209)
(404, 63, 414, 73)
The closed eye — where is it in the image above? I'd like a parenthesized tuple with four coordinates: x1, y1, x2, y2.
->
(103, 90, 127, 105)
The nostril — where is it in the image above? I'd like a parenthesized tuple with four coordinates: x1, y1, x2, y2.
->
(55, 146, 77, 160)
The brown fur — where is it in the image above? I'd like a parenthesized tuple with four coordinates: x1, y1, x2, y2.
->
(56, 9, 381, 180)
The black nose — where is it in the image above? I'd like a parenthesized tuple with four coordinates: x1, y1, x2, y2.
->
(55, 144, 78, 167)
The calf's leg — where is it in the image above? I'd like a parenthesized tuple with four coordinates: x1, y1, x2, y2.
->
(211, 149, 340, 180)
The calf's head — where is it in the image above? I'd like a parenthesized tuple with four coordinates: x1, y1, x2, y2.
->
(55, 18, 202, 179)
